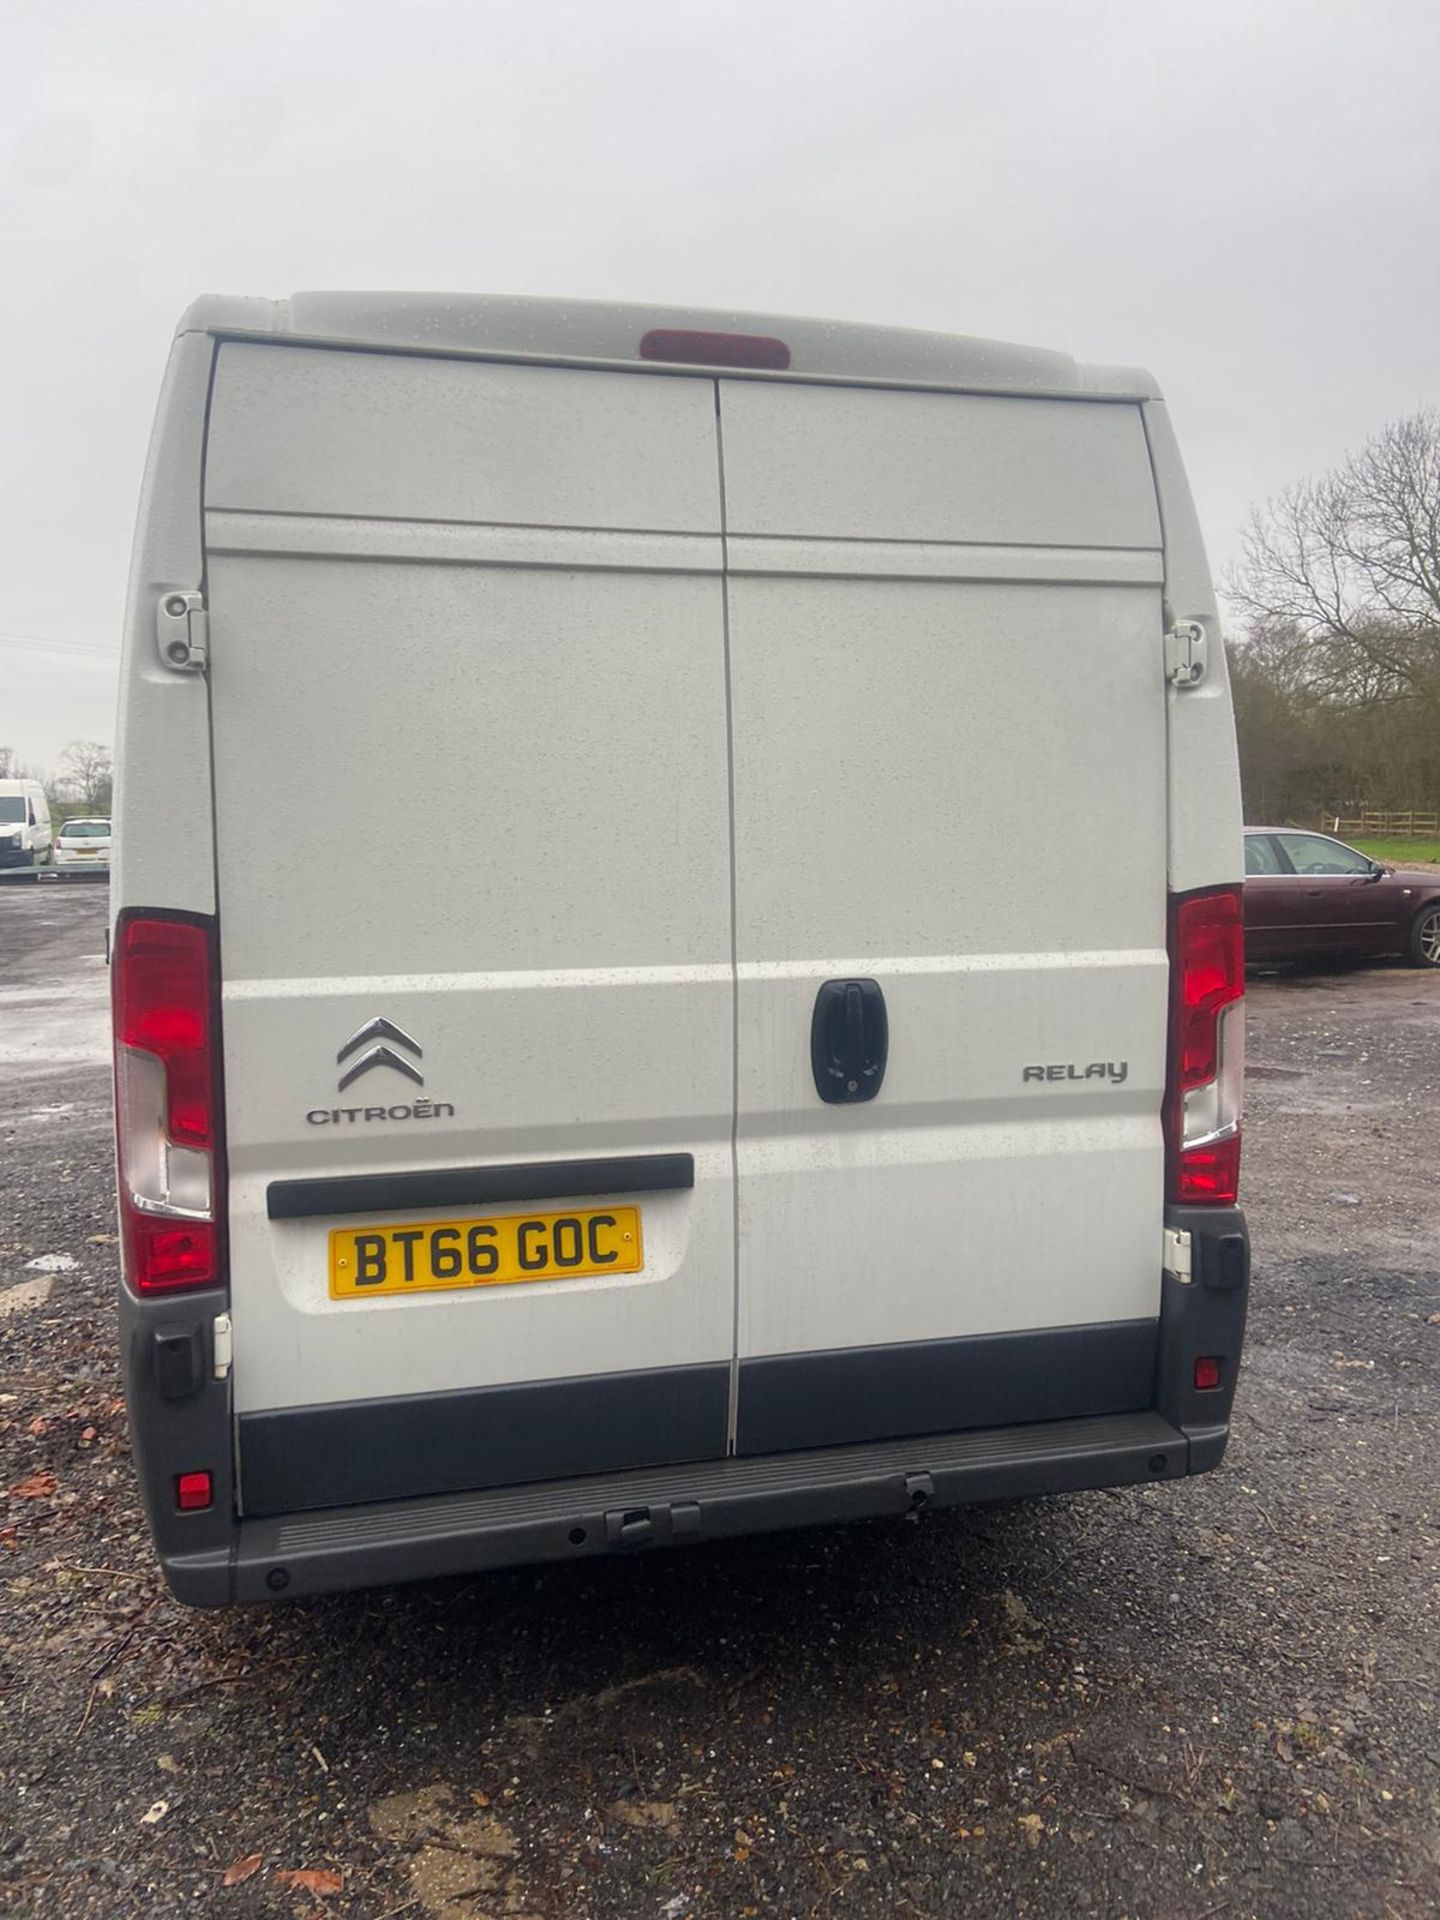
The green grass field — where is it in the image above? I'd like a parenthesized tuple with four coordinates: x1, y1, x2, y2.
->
(1351, 837, 1440, 867)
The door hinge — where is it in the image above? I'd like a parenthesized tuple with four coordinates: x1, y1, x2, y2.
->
(212, 1311, 233, 1380)
(156, 589, 208, 672)
(1163, 1227, 1193, 1285)
(1164, 619, 1207, 689)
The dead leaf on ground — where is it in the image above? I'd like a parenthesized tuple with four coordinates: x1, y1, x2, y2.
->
(609, 1799, 676, 1830)
(139, 1800, 170, 1826)
(221, 1853, 263, 1887)
(7, 1472, 58, 1499)
(274, 1868, 343, 1897)
(997, 1588, 1045, 1651)
(368, 1783, 457, 1844)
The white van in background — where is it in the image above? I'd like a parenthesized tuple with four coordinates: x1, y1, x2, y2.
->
(113, 294, 1249, 1606)
(0, 779, 52, 867)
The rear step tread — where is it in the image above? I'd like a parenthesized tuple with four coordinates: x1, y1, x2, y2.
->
(264, 1410, 1182, 1550)
(162, 1411, 1191, 1604)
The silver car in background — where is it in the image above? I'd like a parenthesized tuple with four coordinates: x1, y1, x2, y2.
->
(53, 817, 112, 869)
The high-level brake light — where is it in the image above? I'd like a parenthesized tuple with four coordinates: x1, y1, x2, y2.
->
(1166, 886, 1244, 1205)
(113, 913, 224, 1294)
(639, 328, 791, 370)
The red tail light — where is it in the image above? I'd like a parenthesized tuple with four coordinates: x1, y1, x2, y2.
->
(1166, 886, 1244, 1205)
(113, 913, 225, 1294)
(175, 1469, 214, 1512)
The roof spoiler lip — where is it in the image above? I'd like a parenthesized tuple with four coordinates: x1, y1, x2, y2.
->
(174, 291, 1161, 402)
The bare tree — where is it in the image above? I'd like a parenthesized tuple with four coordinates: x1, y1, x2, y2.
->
(1229, 410, 1440, 711)
(0, 747, 43, 784)
(59, 739, 114, 809)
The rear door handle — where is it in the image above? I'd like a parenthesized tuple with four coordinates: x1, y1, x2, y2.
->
(811, 979, 888, 1103)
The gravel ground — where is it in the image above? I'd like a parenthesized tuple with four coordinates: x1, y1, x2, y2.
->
(2, 885, 1437, 1920)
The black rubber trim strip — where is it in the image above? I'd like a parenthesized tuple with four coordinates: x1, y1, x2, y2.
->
(238, 1320, 1156, 1516)
(265, 1152, 696, 1221)
(239, 1360, 729, 1516)
(164, 1410, 1193, 1604)
(736, 1319, 1158, 1455)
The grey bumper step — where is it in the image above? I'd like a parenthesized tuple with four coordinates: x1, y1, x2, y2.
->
(168, 1410, 1194, 1605)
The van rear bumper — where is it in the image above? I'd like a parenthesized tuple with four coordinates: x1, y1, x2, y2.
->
(161, 1408, 1208, 1606)
(131, 1207, 1248, 1605)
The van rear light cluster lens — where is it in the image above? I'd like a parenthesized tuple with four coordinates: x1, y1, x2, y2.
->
(1167, 886, 1244, 1206)
(113, 914, 224, 1294)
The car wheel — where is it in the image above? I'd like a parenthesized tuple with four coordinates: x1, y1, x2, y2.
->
(1408, 902, 1440, 968)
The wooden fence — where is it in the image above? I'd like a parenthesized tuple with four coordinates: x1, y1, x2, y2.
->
(1326, 810, 1439, 837)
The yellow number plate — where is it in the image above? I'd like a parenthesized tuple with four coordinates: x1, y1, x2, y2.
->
(330, 1205, 643, 1299)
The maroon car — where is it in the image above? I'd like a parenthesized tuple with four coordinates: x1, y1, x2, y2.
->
(1244, 828, 1440, 968)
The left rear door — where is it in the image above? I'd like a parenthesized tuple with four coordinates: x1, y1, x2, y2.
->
(203, 344, 737, 1513)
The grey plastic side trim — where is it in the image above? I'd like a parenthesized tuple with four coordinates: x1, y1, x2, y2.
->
(736, 1320, 1158, 1456)
(119, 1283, 234, 1567)
(239, 1359, 729, 1515)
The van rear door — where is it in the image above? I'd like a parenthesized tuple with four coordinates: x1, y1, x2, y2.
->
(203, 344, 736, 1513)
(719, 380, 1171, 1452)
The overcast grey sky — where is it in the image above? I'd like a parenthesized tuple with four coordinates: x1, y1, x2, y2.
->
(2, 0, 1437, 774)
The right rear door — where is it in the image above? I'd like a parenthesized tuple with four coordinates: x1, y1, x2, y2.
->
(719, 380, 1172, 1454)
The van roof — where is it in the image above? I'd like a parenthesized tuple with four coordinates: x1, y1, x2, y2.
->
(177, 293, 1160, 402)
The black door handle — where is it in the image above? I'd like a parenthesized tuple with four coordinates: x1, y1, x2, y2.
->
(811, 978, 888, 1103)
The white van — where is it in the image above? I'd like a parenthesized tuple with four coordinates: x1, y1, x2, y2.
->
(113, 295, 1249, 1606)
(0, 778, 52, 868)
